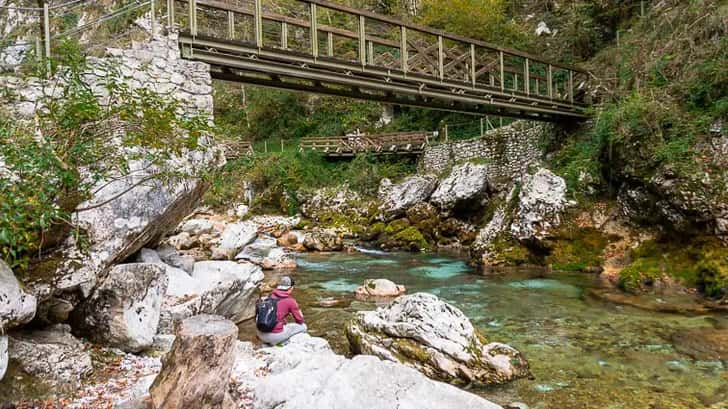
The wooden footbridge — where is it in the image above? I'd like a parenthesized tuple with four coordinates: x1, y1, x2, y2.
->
(300, 131, 431, 157)
(5, 0, 590, 123)
(169, 0, 589, 121)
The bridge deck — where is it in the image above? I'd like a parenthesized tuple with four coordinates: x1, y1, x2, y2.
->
(171, 0, 589, 121)
(300, 131, 432, 157)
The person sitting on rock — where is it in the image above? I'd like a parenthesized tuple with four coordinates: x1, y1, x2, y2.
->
(256, 276, 307, 345)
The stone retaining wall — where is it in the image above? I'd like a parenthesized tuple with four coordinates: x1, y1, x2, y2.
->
(0, 32, 212, 119)
(419, 121, 552, 184)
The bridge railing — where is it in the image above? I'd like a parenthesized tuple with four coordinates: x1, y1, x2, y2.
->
(299, 131, 432, 156)
(170, 0, 589, 110)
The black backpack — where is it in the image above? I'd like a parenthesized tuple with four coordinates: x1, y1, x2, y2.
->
(255, 297, 279, 333)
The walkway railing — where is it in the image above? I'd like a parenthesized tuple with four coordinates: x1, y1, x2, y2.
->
(300, 131, 432, 156)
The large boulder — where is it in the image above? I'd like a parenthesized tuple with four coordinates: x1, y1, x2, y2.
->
(378, 175, 438, 220)
(8, 324, 93, 390)
(0, 259, 36, 331)
(303, 229, 344, 252)
(72, 263, 168, 352)
(346, 293, 529, 385)
(430, 163, 490, 211)
(354, 279, 406, 300)
(214, 221, 258, 260)
(151, 315, 238, 409)
(237, 237, 296, 270)
(159, 261, 264, 333)
(510, 168, 568, 241)
(230, 334, 504, 409)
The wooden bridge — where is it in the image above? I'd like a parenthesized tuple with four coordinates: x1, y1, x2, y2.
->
(4, 0, 590, 121)
(169, 0, 589, 121)
(300, 131, 431, 157)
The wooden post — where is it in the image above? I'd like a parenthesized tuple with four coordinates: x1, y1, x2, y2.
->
(367, 40, 374, 65)
(281, 139, 284, 152)
(524, 58, 530, 95)
(167, 0, 174, 27)
(227, 11, 234, 40)
(310, 3, 318, 58)
(359, 16, 366, 67)
(569, 70, 574, 103)
(151, 0, 156, 35)
(327, 31, 334, 56)
(499, 51, 504, 92)
(444, 125, 449, 142)
(43, 2, 51, 73)
(400, 26, 408, 73)
(264, 140, 268, 153)
(437, 35, 444, 81)
(480, 117, 484, 137)
(547, 64, 553, 99)
(514, 73, 518, 92)
(641, 1, 645, 17)
(189, 0, 196, 37)
(281, 22, 288, 49)
(254, 0, 263, 48)
(470, 44, 476, 87)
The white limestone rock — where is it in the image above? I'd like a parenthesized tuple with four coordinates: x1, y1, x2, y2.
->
(378, 175, 438, 219)
(9, 324, 93, 389)
(510, 168, 568, 241)
(236, 237, 296, 270)
(430, 163, 490, 211)
(217, 222, 259, 259)
(157, 245, 196, 274)
(0, 259, 36, 331)
(346, 293, 529, 385)
(302, 229, 344, 252)
(72, 263, 168, 352)
(179, 218, 214, 235)
(354, 279, 406, 299)
(158, 261, 263, 333)
(0, 335, 7, 381)
(230, 334, 504, 409)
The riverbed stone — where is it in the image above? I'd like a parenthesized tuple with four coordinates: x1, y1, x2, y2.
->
(0, 259, 37, 331)
(192, 261, 264, 323)
(179, 218, 215, 235)
(216, 222, 258, 259)
(354, 279, 406, 299)
(346, 292, 530, 385)
(9, 324, 93, 389)
(378, 175, 438, 219)
(157, 244, 196, 274)
(230, 334, 504, 409)
(72, 263, 168, 352)
(430, 163, 490, 211)
(303, 229, 344, 252)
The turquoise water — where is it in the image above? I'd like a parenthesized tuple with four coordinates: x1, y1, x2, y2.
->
(285, 251, 728, 409)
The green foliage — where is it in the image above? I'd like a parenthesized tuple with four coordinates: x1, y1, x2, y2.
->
(696, 253, 728, 299)
(0, 44, 209, 269)
(418, 0, 527, 48)
(204, 151, 415, 215)
(546, 225, 609, 272)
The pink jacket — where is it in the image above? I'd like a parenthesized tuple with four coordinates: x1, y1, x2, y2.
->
(270, 289, 305, 333)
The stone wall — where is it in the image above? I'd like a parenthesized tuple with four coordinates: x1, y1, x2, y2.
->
(419, 121, 552, 184)
(0, 32, 212, 119)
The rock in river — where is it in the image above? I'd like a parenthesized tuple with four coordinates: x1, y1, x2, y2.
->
(510, 168, 568, 241)
(346, 292, 530, 385)
(354, 278, 406, 299)
(230, 334, 504, 409)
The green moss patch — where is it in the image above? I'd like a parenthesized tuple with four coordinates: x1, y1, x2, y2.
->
(392, 227, 430, 251)
(618, 237, 728, 297)
(545, 225, 611, 272)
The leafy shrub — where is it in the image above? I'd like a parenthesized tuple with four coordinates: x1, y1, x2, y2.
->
(0, 44, 210, 269)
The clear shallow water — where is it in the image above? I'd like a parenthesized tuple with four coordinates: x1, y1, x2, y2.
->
(280, 251, 728, 409)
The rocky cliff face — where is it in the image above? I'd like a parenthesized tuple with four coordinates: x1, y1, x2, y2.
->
(0, 32, 222, 322)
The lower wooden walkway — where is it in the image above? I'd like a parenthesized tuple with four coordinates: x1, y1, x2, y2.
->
(300, 131, 432, 157)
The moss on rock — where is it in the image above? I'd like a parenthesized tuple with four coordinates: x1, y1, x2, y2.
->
(392, 227, 430, 251)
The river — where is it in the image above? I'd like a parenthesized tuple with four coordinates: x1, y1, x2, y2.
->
(247, 250, 728, 409)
